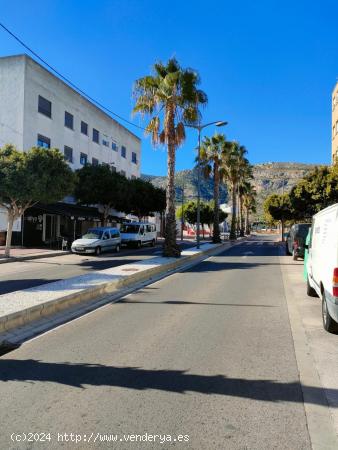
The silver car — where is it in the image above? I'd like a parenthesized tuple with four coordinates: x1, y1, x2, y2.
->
(71, 227, 121, 256)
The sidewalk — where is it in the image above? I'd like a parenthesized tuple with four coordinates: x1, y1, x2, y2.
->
(0, 246, 69, 263)
(279, 249, 338, 448)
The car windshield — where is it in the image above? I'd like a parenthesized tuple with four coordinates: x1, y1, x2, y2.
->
(296, 224, 311, 237)
(120, 224, 140, 233)
(82, 230, 103, 239)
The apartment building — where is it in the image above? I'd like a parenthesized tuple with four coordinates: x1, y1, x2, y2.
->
(0, 54, 141, 176)
(0, 54, 141, 247)
(332, 82, 338, 164)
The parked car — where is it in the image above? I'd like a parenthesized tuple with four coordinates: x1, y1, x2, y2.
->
(306, 203, 338, 333)
(71, 227, 121, 255)
(286, 223, 311, 260)
(120, 222, 157, 248)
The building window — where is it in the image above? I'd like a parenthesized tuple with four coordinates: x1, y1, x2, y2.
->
(131, 175, 136, 180)
(81, 121, 88, 135)
(37, 134, 50, 149)
(132, 152, 137, 164)
(38, 95, 52, 118)
(111, 166, 117, 173)
(102, 139, 109, 147)
(80, 152, 88, 165)
(92, 157, 99, 166)
(121, 146, 126, 158)
(120, 170, 126, 177)
(112, 141, 118, 151)
(64, 146, 73, 163)
(65, 111, 74, 129)
(93, 128, 99, 143)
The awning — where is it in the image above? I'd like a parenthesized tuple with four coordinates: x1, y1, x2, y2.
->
(27, 203, 124, 221)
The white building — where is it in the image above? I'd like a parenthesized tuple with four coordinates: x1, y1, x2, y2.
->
(0, 54, 141, 177)
(0, 54, 141, 247)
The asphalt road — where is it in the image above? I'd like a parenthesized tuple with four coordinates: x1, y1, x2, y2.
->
(0, 240, 196, 295)
(0, 236, 311, 449)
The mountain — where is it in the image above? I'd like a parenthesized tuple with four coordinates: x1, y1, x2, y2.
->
(142, 162, 319, 218)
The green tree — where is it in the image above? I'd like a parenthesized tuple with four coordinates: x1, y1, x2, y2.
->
(177, 200, 226, 239)
(128, 179, 166, 219)
(133, 58, 207, 257)
(0, 145, 74, 257)
(75, 164, 127, 225)
(199, 134, 227, 243)
(263, 193, 293, 241)
(289, 165, 338, 219)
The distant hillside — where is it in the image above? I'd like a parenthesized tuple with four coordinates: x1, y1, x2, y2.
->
(142, 162, 320, 218)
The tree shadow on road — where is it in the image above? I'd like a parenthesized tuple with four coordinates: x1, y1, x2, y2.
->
(119, 299, 276, 307)
(0, 359, 335, 408)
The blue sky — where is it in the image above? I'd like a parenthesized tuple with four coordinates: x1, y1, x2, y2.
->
(1, 0, 337, 175)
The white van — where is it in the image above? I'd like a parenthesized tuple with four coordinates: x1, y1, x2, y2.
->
(306, 203, 338, 333)
(120, 222, 157, 248)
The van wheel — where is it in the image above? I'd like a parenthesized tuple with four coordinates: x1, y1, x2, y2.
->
(151, 239, 156, 247)
(115, 244, 120, 253)
(292, 250, 297, 261)
(95, 246, 101, 256)
(322, 291, 338, 333)
(307, 277, 317, 297)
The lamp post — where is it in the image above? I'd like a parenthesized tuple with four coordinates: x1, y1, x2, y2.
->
(186, 121, 228, 248)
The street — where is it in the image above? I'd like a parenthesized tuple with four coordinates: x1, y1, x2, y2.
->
(0, 241, 195, 295)
(0, 235, 316, 449)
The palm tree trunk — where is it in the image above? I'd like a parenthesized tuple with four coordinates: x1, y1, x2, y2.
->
(163, 105, 181, 257)
(245, 207, 250, 235)
(239, 195, 244, 237)
(212, 162, 221, 243)
(230, 185, 237, 240)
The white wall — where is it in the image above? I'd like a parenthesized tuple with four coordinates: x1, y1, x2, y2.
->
(0, 55, 25, 149)
(0, 207, 21, 232)
(0, 55, 141, 178)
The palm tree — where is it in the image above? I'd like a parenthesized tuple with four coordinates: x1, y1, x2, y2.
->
(133, 59, 207, 257)
(238, 164, 254, 236)
(221, 141, 249, 240)
(243, 184, 257, 235)
(199, 134, 227, 243)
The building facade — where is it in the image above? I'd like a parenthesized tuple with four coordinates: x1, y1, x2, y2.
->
(332, 82, 338, 164)
(0, 54, 141, 175)
(0, 54, 141, 247)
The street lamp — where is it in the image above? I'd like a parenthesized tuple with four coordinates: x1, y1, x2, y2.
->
(186, 120, 228, 248)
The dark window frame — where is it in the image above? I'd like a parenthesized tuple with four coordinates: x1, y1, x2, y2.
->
(64, 145, 73, 163)
(81, 121, 88, 135)
(37, 134, 51, 149)
(65, 111, 74, 130)
(121, 146, 127, 158)
(132, 152, 137, 164)
(93, 128, 99, 144)
(80, 152, 88, 166)
(92, 157, 99, 166)
(38, 95, 52, 118)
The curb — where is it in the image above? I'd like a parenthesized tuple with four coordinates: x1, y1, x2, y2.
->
(0, 240, 241, 336)
(0, 250, 71, 264)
